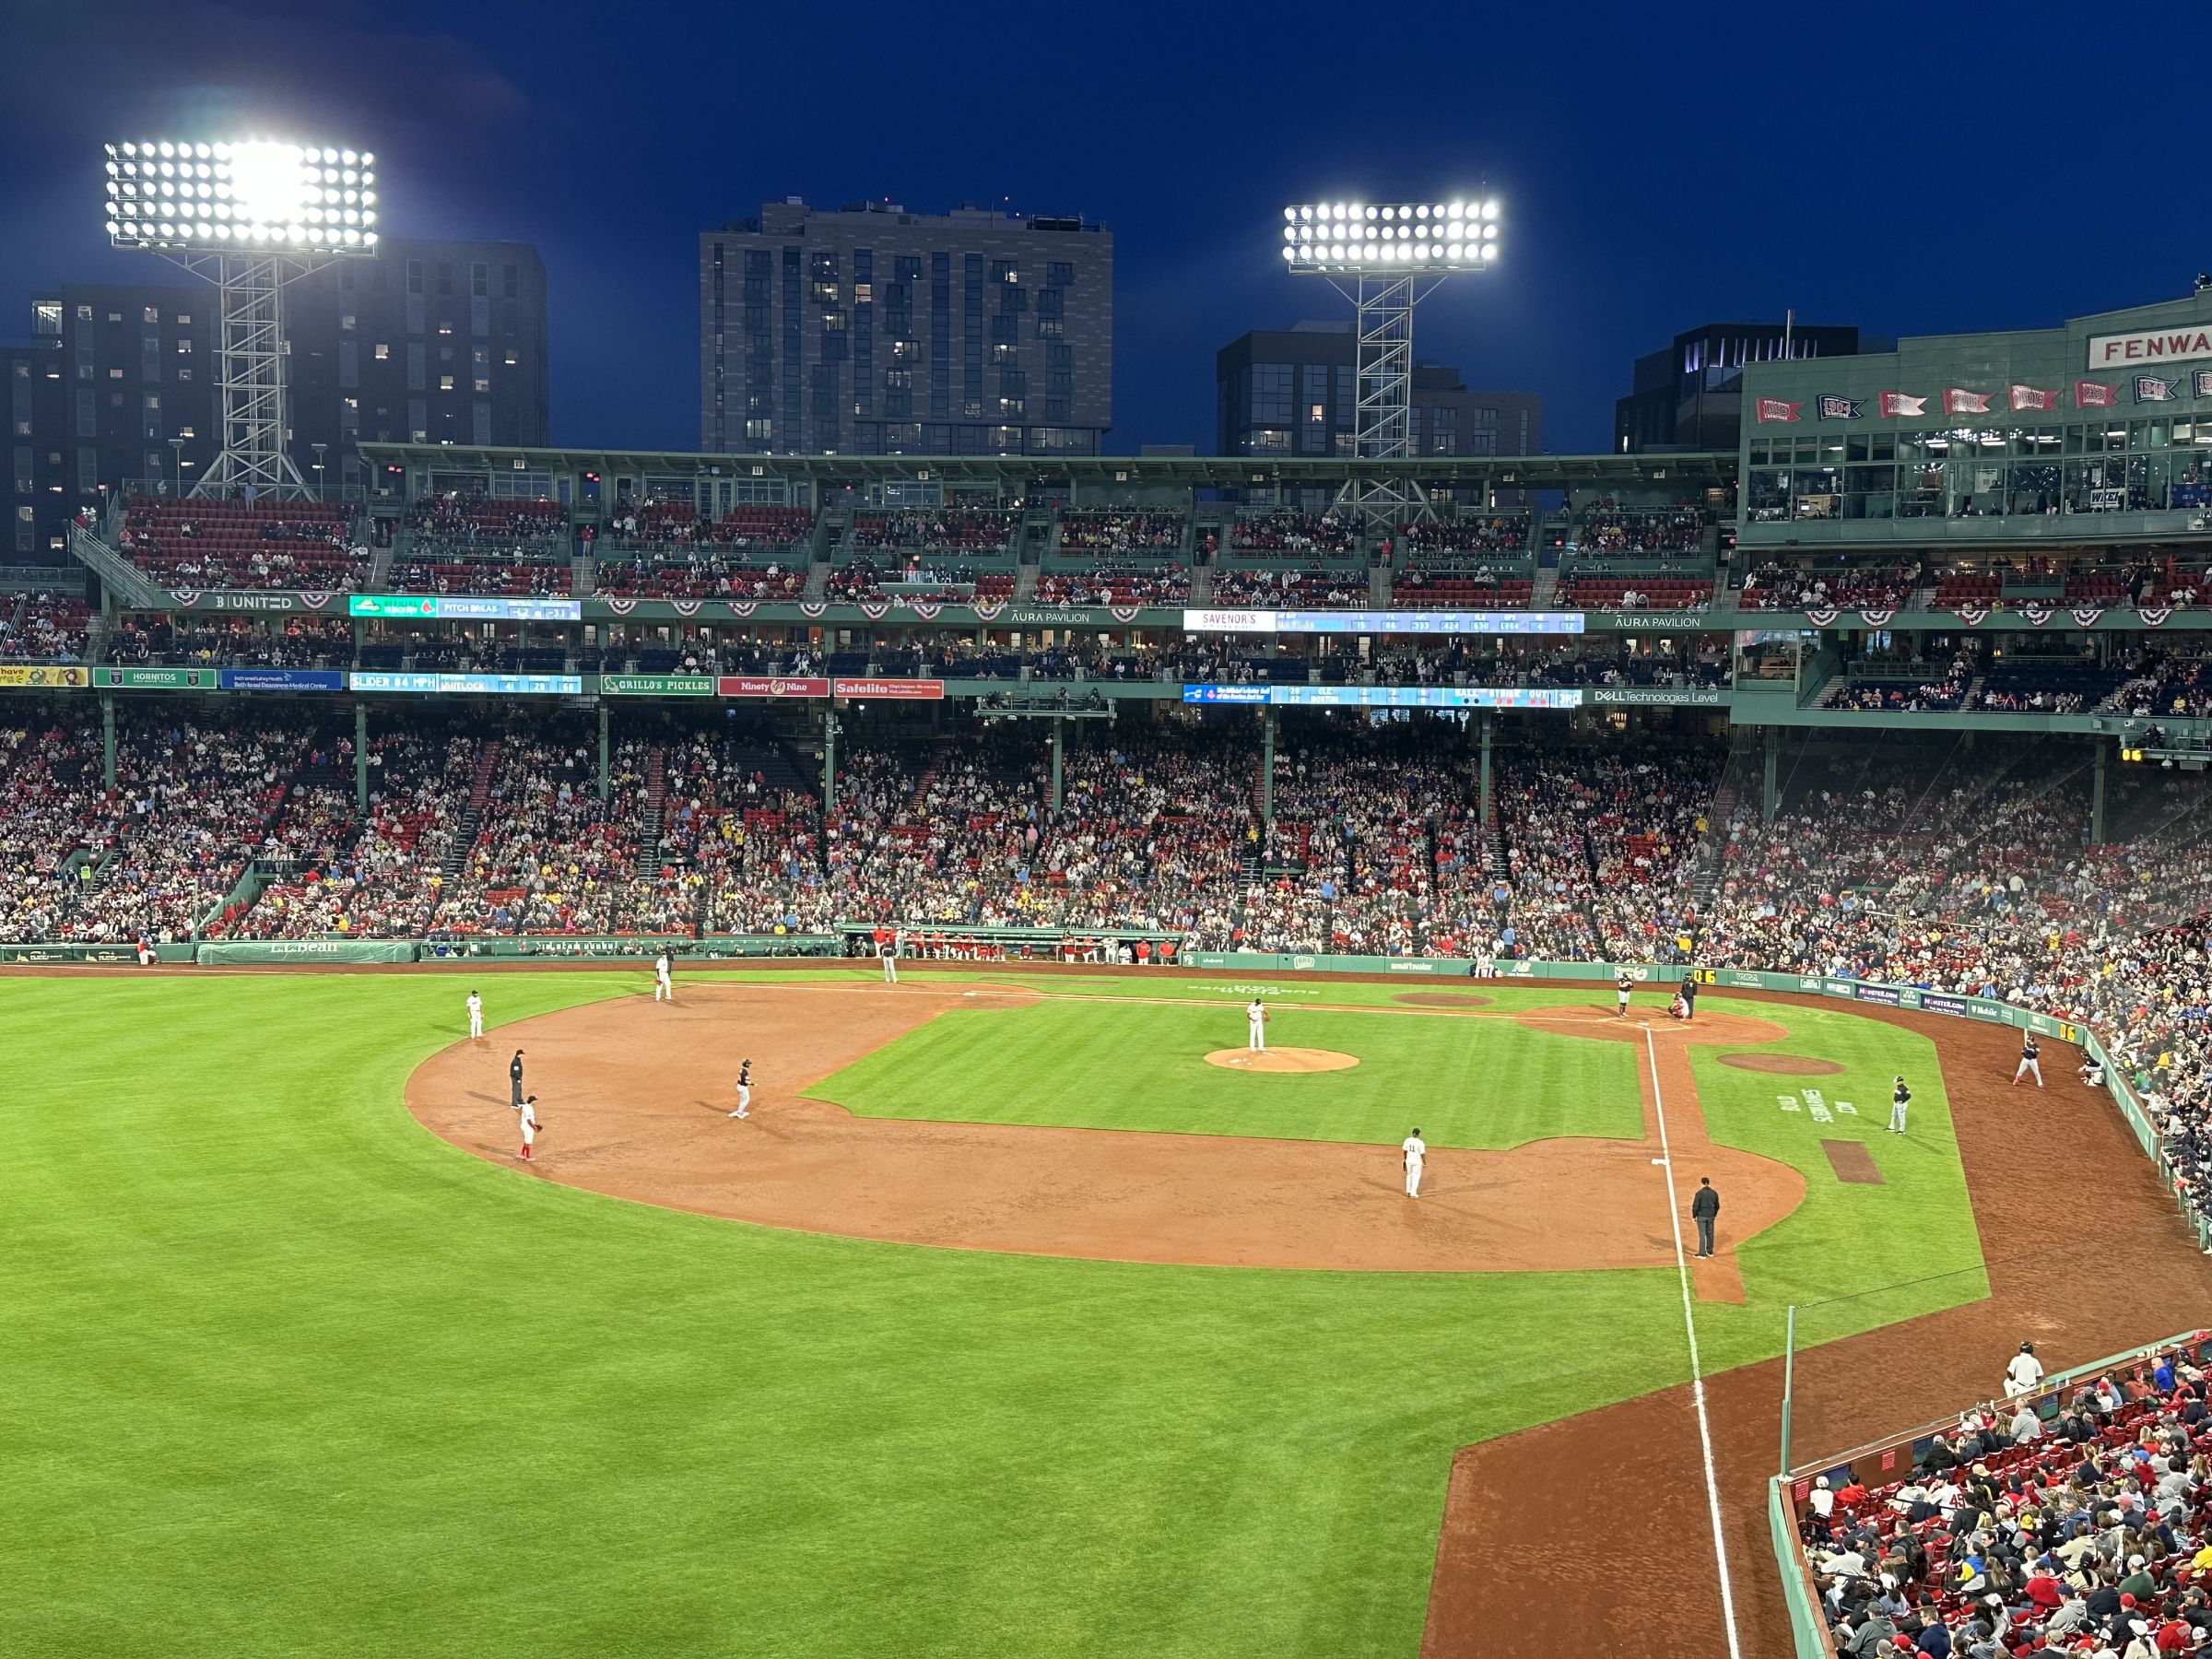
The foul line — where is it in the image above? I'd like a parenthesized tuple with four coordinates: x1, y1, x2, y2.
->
(1644, 1025, 1744, 1659)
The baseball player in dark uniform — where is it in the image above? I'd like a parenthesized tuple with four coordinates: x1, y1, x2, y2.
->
(1888, 1075, 1911, 1134)
(509, 1049, 526, 1113)
(1615, 970, 1635, 1018)
(1677, 974, 1698, 1023)
(1690, 1177, 1720, 1257)
(728, 1059, 753, 1119)
(2013, 1034, 2042, 1088)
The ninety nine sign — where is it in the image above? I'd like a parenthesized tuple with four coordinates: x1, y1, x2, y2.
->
(2088, 326, 2212, 371)
(716, 676, 830, 700)
(833, 677, 945, 701)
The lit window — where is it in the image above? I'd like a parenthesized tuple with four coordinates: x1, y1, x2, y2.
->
(439, 375, 454, 392)
(373, 343, 390, 360)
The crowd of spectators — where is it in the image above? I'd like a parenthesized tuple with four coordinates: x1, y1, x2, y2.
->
(1831, 652, 1978, 712)
(1575, 502, 1706, 554)
(0, 722, 118, 942)
(431, 724, 641, 935)
(1057, 512, 1183, 553)
(1207, 566, 1369, 607)
(1227, 513, 1355, 556)
(106, 615, 353, 669)
(119, 499, 365, 592)
(0, 594, 91, 663)
(1741, 559, 1924, 612)
(1034, 563, 1189, 606)
(1405, 515, 1530, 556)
(851, 511, 1018, 555)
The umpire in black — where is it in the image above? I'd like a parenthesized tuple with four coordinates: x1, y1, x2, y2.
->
(1678, 973, 1699, 1022)
(1691, 1177, 1720, 1258)
(510, 1049, 526, 1112)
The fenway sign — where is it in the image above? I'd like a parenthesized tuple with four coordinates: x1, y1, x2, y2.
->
(716, 676, 830, 700)
(2088, 325, 2212, 370)
(833, 677, 945, 701)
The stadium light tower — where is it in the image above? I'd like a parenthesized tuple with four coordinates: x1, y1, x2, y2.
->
(103, 139, 380, 500)
(1280, 196, 1500, 531)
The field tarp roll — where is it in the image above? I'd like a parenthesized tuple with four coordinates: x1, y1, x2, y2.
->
(195, 940, 418, 965)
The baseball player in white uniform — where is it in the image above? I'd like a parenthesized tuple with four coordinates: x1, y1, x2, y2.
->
(465, 989, 484, 1040)
(2012, 1034, 2042, 1088)
(728, 1059, 753, 1120)
(1245, 998, 1267, 1053)
(518, 1094, 540, 1161)
(2004, 1341, 2044, 1398)
(1888, 1075, 1911, 1134)
(654, 950, 674, 1003)
(1402, 1127, 1427, 1198)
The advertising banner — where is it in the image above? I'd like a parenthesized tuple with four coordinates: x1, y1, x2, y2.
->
(601, 675, 715, 697)
(833, 677, 945, 701)
(0, 665, 90, 688)
(92, 666, 218, 689)
(1179, 608, 1583, 637)
(194, 940, 418, 965)
(1852, 982, 1903, 1006)
(1588, 687, 1727, 707)
(348, 594, 583, 622)
(717, 676, 830, 700)
(1182, 683, 1581, 710)
(348, 671, 584, 696)
(219, 668, 346, 692)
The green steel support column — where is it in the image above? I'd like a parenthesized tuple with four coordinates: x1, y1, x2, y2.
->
(2091, 737, 2108, 846)
(1762, 726, 1780, 826)
(101, 692, 116, 790)
(597, 703, 610, 803)
(1050, 717, 1065, 812)
(1478, 712, 1493, 826)
(823, 709, 839, 815)
(1261, 707, 1276, 822)
(353, 700, 369, 814)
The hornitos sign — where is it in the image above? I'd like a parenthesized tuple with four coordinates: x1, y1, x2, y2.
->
(2088, 324, 2212, 371)
(94, 666, 218, 689)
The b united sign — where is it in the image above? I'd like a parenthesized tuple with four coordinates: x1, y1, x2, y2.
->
(2088, 325, 2212, 371)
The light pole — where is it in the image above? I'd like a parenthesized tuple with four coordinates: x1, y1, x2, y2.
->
(1279, 195, 1501, 532)
(168, 436, 184, 497)
(312, 442, 328, 501)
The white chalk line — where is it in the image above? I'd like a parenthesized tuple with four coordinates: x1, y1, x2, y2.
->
(1644, 1024, 1745, 1659)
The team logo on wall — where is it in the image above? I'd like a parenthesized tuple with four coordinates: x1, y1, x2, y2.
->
(1817, 395, 1862, 420)
(2135, 376, 2179, 402)
(171, 590, 201, 606)
(2018, 602, 2053, 627)
(1110, 605, 1142, 623)
(912, 600, 941, 619)
(2140, 606, 2173, 628)
(1955, 607, 1990, 627)
(299, 592, 333, 610)
(859, 600, 889, 620)
(2070, 607, 2105, 629)
(1857, 608, 1895, 628)
(799, 602, 826, 618)
(1805, 607, 1839, 628)
(672, 600, 701, 617)
(724, 600, 756, 618)
(2196, 371, 2212, 398)
(971, 600, 1006, 622)
(604, 597, 636, 615)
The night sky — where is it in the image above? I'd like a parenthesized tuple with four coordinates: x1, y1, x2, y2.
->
(3, 0, 2196, 457)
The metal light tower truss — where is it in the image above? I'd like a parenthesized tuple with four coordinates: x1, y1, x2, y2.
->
(1280, 196, 1501, 535)
(1352, 272, 1419, 530)
(173, 251, 328, 500)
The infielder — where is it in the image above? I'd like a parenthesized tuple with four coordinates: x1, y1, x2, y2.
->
(466, 989, 484, 1040)
(1402, 1127, 1426, 1198)
(728, 1059, 753, 1120)
(518, 1094, 540, 1162)
(880, 935, 899, 983)
(1615, 969, 1634, 1018)
(509, 1049, 526, 1112)
(1245, 997, 1267, 1053)
(654, 950, 674, 1003)
(2012, 1033, 2042, 1088)
(1888, 1075, 1911, 1134)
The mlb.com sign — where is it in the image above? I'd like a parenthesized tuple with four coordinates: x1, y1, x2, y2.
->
(2088, 325, 2212, 370)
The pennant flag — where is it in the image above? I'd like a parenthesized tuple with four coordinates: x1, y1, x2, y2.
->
(2070, 607, 2105, 629)
(2196, 370, 2212, 399)
(1805, 607, 1838, 628)
(1943, 387, 1993, 415)
(1858, 607, 1896, 628)
(1877, 392, 1926, 418)
(1817, 394, 1863, 420)
(1754, 397, 1803, 424)
(672, 599, 701, 617)
(171, 589, 201, 606)
(300, 591, 334, 610)
(2140, 606, 2173, 628)
(911, 599, 941, 620)
(604, 597, 636, 616)
(724, 600, 757, 618)
(2008, 384, 2060, 412)
(971, 600, 1006, 622)
(799, 602, 827, 618)
(2076, 380, 2119, 407)
(1956, 607, 1990, 628)
(859, 599, 889, 620)
(2136, 375, 2179, 403)
(1110, 605, 1142, 623)
(2018, 602, 2053, 628)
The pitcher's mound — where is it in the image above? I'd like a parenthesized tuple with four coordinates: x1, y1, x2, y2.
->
(1205, 1047, 1359, 1074)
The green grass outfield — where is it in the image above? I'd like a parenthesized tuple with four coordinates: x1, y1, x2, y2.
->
(4, 970, 1980, 1657)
